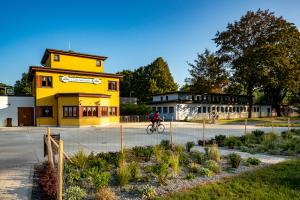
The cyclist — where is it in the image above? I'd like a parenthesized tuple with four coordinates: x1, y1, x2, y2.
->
(150, 111, 161, 128)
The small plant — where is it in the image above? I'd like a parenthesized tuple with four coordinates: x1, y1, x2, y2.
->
(138, 184, 157, 200)
(169, 152, 181, 177)
(39, 162, 57, 199)
(64, 185, 87, 200)
(204, 147, 209, 158)
(208, 144, 221, 162)
(186, 141, 196, 152)
(117, 154, 130, 186)
(224, 137, 242, 149)
(132, 146, 153, 162)
(186, 172, 196, 180)
(262, 132, 279, 150)
(188, 162, 201, 173)
(151, 162, 170, 185)
(179, 152, 191, 166)
(72, 148, 88, 169)
(228, 153, 241, 168)
(246, 157, 261, 165)
(214, 135, 226, 146)
(191, 151, 205, 164)
(160, 140, 171, 149)
(95, 187, 117, 200)
(93, 172, 110, 189)
(198, 167, 214, 177)
(174, 144, 185, 155)
(281, 131, 294, 140)
(153, 145, 164, 163)
(252, 129, 265, 138)
(129, 161, 141, 180)
(205, 160, 221, 173)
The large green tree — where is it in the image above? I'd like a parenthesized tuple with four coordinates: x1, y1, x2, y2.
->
(214, 9, 300, 117)
(118, 57, 178, 103)
(185, 49, 229, 94)
(14, 73, 32, 95)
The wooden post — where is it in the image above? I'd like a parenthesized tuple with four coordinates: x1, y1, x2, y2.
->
(202, 119, 205, 146)
(271, 117, 274, 133)
(170, 121, 173, 149)
(58, 139, 64, 200)
(47, 127, 54, 168)
(288, 117, 290, 132)
(244, 119, 247, 134)
(120, 124, 124, 154)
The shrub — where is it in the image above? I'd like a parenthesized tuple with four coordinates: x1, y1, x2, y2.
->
(208, 144, 221, 162)
(186, 173, 196, 180)
(252, 129, 265, 138)
(291, 128, 300, 135)
(214, 135, 226, 146)
(151, 162, 170, 185)
(72, 149, 88, 169)
(64, 185, 87, 200)
(116, 155, 130, 186)
(153, 145, 164, 163)
(95, 187, 117, 200)
(246, 157, 261, 165)
(174, 144, 185, 155)
(281, 131, 294, 140)
(205, 160, 221, 173)
(39, 162, 57, 199)
(160, 140, 171, 150)
(128, 161, 141, 180)
(65, 168, 81, 186)
(224, 137, 242, 149)
(97, 152, 120, 167)
(138, 184, 156, 200)
(228, 153, 241, 168)
(169, 152, 181, 177)
(93, 172, 110, 189)
(186, 141, 196, 152)
(188, 162, 201, 173)
(198, 167, 214, 177)
(262, 132, 279, 150)
(179, 152, 191, 166)
(191, 151, 205, 164)
(132, 146, 153, 162)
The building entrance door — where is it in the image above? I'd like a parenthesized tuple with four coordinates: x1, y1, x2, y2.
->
(18, 107, 34, 126)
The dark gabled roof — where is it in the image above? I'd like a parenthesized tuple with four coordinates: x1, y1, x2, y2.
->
(41, 48, 108, 65)
(28, 66, 123, 81)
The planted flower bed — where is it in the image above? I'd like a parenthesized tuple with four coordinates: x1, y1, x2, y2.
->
(199, 128, 300, 156)
(63, 140, 263, 200)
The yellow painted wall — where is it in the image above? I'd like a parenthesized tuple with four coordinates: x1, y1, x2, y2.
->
(49, 54, 104, 73)
(35, 71, 120, 126)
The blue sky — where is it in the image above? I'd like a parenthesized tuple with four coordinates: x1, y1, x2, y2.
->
(0, 0, 299, 87)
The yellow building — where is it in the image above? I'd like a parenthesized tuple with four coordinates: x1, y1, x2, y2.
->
(28, 49, 122, 127)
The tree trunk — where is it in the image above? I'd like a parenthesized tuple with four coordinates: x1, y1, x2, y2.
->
(247, 88, 253, 118)
(274, 103, 281, 117)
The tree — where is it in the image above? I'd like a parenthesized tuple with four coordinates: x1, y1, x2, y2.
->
(0, 83, 12, 95)
(14, 73, 32, 95)
(118, 57, 178, 103)
(185, 49, 228, 94)
(214, 9, 300, 117)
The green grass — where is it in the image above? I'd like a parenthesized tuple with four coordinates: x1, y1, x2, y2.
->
(156, 159, 300, 200)
(256, 123, 300, 127)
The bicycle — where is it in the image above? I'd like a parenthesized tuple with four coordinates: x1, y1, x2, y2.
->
(146, 120, 165, 134)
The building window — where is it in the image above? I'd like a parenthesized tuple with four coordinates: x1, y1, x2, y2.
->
(197, 107, 201, 113)
(82, 106, 98, 117)
(217, 107, 220, 112)
(197, 96, 200, 101)
(233, 107, 236, 112)
(237, 107, 240, 112)
(240, 107, 243, 112)
(267, 108, 271, 113)
(39, 106, 53, 117)
(253, 107, 256, 112)
(109, 107, 117, 116)
(166, 96, 168, 101)
(41, 76, 52, 87)
(229, 107, 232, 112)
(257, 107, 260, 112)
(203, 106, 207, 113)
(96, 60, 101, 66)
(169, 107, 174, 113)
(63, 106, 78, 117)
(101, 106, 108, 116)
(225, 107, 228, 112)
(160, 96, 163, 101)
(208, 106, 210, 113)
(163, 107, 168, 113)
(54, 54, 60, 61)
(221, 107, 224, 113)
(157, 107, 162, 113)
(108, 81, 117, 91)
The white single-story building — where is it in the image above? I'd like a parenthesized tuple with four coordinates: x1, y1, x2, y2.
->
(149, 92, 272, 121)
(0, 96, 35, 126)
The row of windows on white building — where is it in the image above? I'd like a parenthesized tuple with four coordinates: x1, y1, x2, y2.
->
(152, 106, 266, 114)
